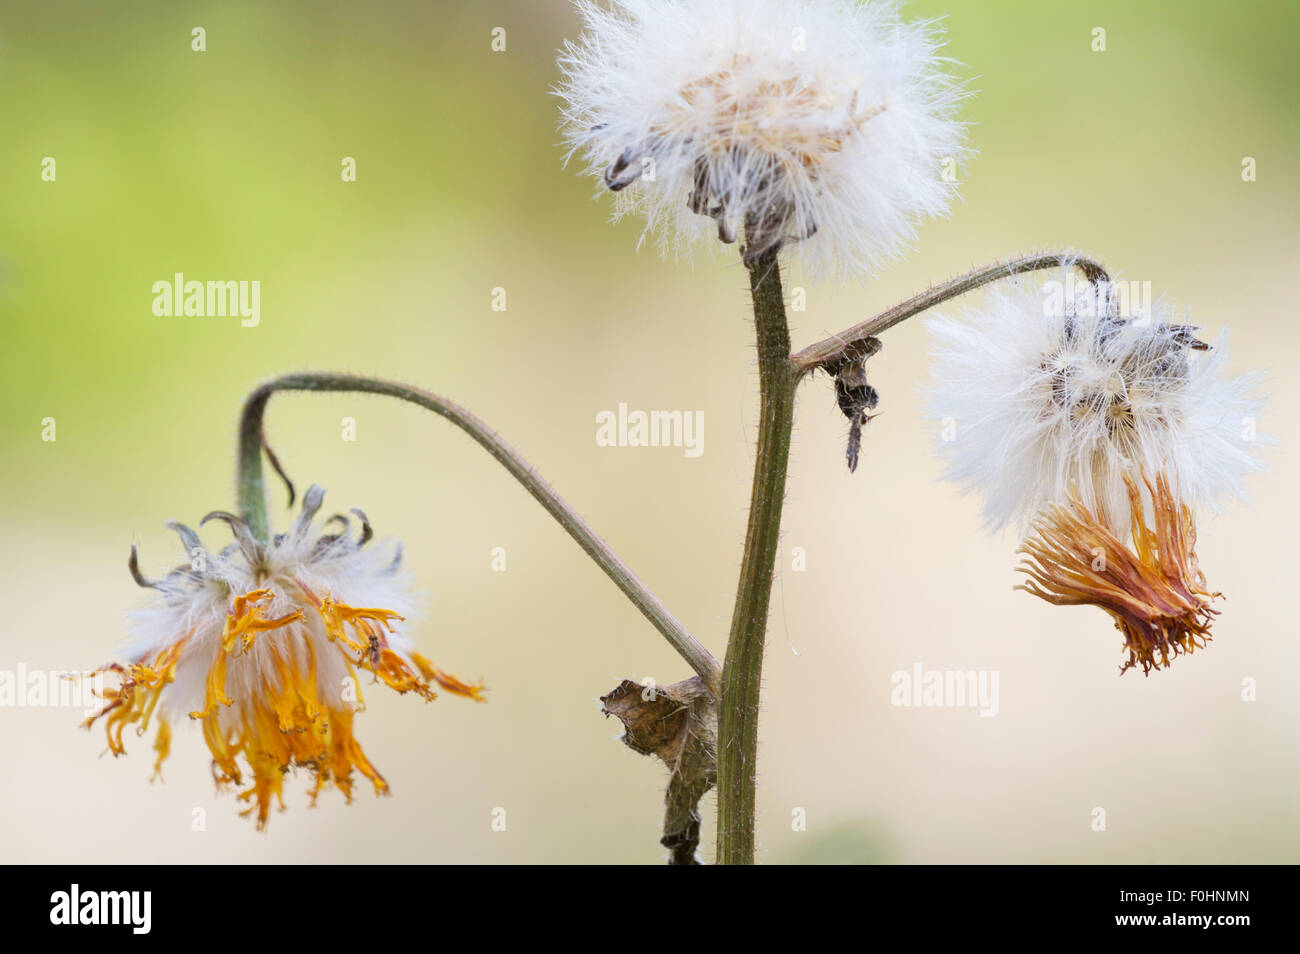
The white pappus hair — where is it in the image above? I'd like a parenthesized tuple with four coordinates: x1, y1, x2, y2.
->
(123, 486, 422, 725)
(557, 0, 971, 277)
(924, 265, 1267, 534)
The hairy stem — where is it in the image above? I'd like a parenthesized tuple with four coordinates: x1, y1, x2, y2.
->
(792, 251, 1110, 376)
(717, 248, 798, 865)
(236, 373, 721, 688)
(713, 249, 1108, 863)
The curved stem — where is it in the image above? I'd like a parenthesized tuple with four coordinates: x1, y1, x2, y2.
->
(716, 248, 798, 865)
(236, 373, 721, 688)
(792, 251, 1110, 376)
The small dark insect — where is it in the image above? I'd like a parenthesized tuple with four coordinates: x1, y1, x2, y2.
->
(822, 336, 882, 473)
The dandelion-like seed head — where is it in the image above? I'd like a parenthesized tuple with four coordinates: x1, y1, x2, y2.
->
(86, 485, 483, 827)
(558, 0, 969, 276)
(926, 264, 1266, 673)
(926, 267, 1265, 534)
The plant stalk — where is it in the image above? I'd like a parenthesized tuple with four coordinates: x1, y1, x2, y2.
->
(236, 373, 721, 688)
(716, 248, 799, 865)
(714, 249, 1109, 863)
(792, 251, 1110, 376)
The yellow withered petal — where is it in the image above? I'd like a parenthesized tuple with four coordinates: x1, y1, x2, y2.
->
(88, 582, 482, 829)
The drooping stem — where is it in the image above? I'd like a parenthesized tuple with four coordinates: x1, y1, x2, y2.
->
(236, 373, 721, 688)
(792, 251, 1110, 376)
(716, 247, 799, 865)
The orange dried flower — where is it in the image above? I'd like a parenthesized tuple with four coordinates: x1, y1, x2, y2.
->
(1016, 473, 1219, 675)
(84, 485, 483, 827)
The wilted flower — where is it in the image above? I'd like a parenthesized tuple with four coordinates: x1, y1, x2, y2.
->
(85, 485, 483, 827)
(926, 265, 1266, 672)
(1016, 473, 1219, 675)
(557, 0, 969, 275)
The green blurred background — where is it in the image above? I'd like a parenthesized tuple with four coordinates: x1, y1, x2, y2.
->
(1, 0, 1297, 863)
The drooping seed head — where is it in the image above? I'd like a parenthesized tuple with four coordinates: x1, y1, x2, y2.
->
(925, 265, 1266, 535)
(925, 264, 1267, 674)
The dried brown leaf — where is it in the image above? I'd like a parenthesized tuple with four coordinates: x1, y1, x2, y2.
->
(601, 675, 718, 865)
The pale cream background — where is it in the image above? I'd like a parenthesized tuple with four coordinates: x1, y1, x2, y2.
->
(1, 0, 1296, 862)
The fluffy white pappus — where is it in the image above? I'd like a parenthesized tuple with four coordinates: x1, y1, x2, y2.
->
(123, 485, 423, 724)
(924, 266, 1267, 534)
(557, 0, 970, 277)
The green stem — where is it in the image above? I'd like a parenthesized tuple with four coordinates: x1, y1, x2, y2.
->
(236, 373, 721, 688)
(714, 249, 1107, 864)
(716, 248, 798, 865)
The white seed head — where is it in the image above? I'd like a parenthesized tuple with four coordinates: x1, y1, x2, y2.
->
(557, 0, 970, 277)
(924, 265, 1267, 534)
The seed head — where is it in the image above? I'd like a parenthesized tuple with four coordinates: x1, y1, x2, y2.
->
(926, 264, 1267, 673)
(558, 0, 970, 276)
(925, 266, 1265, 535)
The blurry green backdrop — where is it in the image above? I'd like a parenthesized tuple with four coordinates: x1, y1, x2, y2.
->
(1, 0, 1297, 863)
